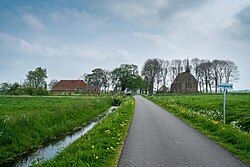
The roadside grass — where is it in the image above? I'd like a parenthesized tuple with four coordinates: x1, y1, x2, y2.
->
(145, 94, 250, 164)
(0, 96, 112, 164)
(152, 93, 250, 131)
(39, 98, 134, 167)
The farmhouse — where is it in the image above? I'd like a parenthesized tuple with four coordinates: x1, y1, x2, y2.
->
(51, 80, 100, 93)
(52, 80, 87, 93)
(170, 62, 198, 93)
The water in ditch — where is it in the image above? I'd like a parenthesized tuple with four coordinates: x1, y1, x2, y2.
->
(14, 106, 118, 167)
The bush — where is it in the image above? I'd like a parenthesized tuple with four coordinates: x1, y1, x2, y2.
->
(22, 87, 49, 96)
(112, 95, 123, 106)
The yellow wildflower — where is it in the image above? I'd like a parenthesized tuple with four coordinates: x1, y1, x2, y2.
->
(212, 120, 219, 125)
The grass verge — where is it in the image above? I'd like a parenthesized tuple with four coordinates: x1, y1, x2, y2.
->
(145, 95, 250, 165)
(0, 96, 112, 164)
(39, 98, 134, 167)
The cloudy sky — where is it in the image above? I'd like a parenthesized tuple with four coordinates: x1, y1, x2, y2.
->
(0, 0, 250, 90)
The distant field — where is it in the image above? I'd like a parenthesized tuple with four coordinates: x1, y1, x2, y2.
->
(152, 93, 250, 131)
(0, 96, 112, 164)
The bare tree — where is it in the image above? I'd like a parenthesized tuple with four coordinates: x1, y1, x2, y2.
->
(223, 60, 239, 83)
(169, 59, 183, 82)
(160, 60, 170, 87)
(197, 60, 213, 93)
(141, 59, 162, 95)
(211, 60, 224, 93)
(48, 79, 58, 90)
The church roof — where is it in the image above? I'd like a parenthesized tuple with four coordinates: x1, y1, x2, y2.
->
(172, 72, 196, 84)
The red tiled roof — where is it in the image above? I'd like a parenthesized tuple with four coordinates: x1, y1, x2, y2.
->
(52, 80, 87, 91)
(86, 85, 100, 93)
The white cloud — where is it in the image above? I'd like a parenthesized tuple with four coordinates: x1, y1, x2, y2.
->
(0, 33, 62, 57)
(115, 49, 130, 61)
(132, 32, 168, 47)
(0, 33, 132, 63)
(22, 14, 45, 31)
(49, 8, 106, 29)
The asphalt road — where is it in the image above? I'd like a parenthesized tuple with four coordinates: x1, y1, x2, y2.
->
(118, 95, 248, 167)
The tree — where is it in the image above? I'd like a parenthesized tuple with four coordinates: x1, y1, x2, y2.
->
(224, 60, 239, 83)
(0, 82, 12, 94)
(25, 67, 47, 89)
(161, 60, 170, 87)
(141, 59, 162, 95)
(169, 59, 183, 82)
(101, 70, 110, 92)
(197, 60, 212, 93)
(48, 79, 59, 90)
(211, 60, 223, 93)
(111, 64, 140, 92)
(85, 68, 106, 91)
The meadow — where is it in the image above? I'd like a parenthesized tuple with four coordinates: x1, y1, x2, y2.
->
(39, 98, 134, 167)
(152, 93, 250, 131)
(146, 93, 250, 164)
(0, 95, 112, 164)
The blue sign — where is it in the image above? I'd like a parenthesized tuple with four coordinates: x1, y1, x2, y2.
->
(218, 83, 233, 90)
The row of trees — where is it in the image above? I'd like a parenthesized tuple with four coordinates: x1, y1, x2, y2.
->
(192, 59, 239, 93)
(84, 64, 143, 93)
(0, 58, 239, 95)
(140, 58, 239, 94)
(0, 67, 49, 95)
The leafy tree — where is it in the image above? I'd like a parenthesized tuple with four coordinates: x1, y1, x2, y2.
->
(25, 67, 47, 89)
(85, 68, 107, 91)
(141, 59, 162, 95)
(0, 82, 24, 95)
(126, 75, 143, 92)
(0, 82, 12, 94)
(111, 64, 141, 92)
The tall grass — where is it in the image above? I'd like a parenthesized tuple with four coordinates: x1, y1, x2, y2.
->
(0, 96, 112, 163)
(40, 98, 134, 167)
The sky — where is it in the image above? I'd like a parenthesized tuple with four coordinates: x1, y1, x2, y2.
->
(0, 0, 250, 90)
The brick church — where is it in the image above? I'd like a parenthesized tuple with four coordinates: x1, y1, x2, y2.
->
(170, 60, 198, 93)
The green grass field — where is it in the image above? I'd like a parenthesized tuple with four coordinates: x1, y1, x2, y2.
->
(0, 95, 112, 164)
(152, 93, 250, 131)
(146, 93, 250, 164)
(40, 98, 134, 167)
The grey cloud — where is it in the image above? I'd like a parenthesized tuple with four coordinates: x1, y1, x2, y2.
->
(225, 5, 250, 42)
(158, 0, 208, 20)
(237, 6, 250, 25)
(236, 6, 250, 40)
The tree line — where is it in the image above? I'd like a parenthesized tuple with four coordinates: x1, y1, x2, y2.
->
(0, 67, 49, 95)
(141, 58, 239, 94)
(0, 58, 239, 95)
(83, 64, 143, 93)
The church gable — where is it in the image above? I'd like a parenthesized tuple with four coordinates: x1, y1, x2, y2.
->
(170, 72, 198, 93)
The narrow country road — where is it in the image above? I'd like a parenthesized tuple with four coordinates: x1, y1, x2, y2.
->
(118, 95, 247, 167)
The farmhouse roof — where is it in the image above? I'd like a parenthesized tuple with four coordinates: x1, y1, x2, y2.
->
(52, 80, 87, 91)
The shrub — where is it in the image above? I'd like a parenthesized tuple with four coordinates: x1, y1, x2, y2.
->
(112, 96, 123, 106)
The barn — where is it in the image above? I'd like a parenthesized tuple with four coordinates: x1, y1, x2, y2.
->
(51, 80, 100, 93)
(51, 80, 87, 93)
